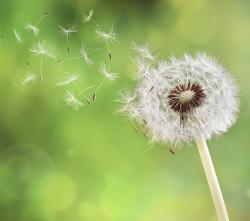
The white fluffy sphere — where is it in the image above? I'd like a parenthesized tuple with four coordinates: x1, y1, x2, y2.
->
(120, 52, 239, 146)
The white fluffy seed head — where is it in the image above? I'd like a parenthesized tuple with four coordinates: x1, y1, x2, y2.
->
(119, 52, 239, 146)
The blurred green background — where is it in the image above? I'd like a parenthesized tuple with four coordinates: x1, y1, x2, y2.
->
(0, 0, 250, 220)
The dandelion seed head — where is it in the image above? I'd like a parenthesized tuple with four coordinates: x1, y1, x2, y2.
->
(99, 64, 117, 81)
(119, 52, 239, 145)
(95, 27, 117, 43)
(83, 10, 94, 23)
(30, 41, 54, 58)
(65, 91, 83, 110)
(25, 23, 40, 36)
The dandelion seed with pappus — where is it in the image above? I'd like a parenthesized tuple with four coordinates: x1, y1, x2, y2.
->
(95, 26, 117, 60)
(14, 29, 23, 43)
(80, 43, 93, 65)
(56, 73, 79, 86)
(35, 12, 49, 26)
(22, 73, 36, 86)
(57, 43, 94, 65)
(25, 23, 40, 36)
(99, 63, 117, 81)
(119, 51, 239, 221)
(30, 41, 54, 81)
(59, 25, 78, 53)
(65, 91, 84, 110)
(25, 12, 48, 37)
(95, 27, 117, 43)
(83, 10, 94, 23)
(30, 41, 54, 57)
(92, 64, 117, 102)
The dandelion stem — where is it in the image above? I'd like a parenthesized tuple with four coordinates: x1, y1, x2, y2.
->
(195, 137, 230, 221)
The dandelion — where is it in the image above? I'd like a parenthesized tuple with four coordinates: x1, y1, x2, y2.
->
(30, 41, 54, 81)
(56, 73, 79, 86)
(83, 9, 94, 23)
(65, 91, 84, 110)
(58, 25, 78, 53)
(99, 63, 117, 81)
(119, 52, 239, 221)
(95, 26, 117, 61)
(25, 23, 40, 36)
(14, 29, 23, 43)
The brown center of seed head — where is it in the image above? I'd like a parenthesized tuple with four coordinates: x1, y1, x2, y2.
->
(168, 82, 206, 113)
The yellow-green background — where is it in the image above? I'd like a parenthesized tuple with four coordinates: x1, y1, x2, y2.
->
(0, 0, 249, 220)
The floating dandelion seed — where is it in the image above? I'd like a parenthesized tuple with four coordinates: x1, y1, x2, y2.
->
(25, 12, 48, 37)
(58, 25, 78, 53)
(65, 91, 84, 110)
(22, 73, 36, 85)
(92, 64, 117, 102)
(80, 43, 93, 65)
(25, 23, 40, 36)
(95, 27, 117, 43)
(99, 63, 117, 81)
(64, 85, 94, 109)
(22, 61, 36, 85)
(35, 12, 49, 26)
(14, 29, 23, 43)
(57, 43, 95, 65)
(119, 52, 239, 221)
(30, 41, 54, 57)
(95, 26, 117, 60)
(56, 73, 79, 86)
(30, 41, 54, 81)
(83, 10, 94, 23)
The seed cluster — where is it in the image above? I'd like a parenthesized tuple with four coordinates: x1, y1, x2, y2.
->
(5, 10, 118, 110)
(168, 82, 206, 113)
